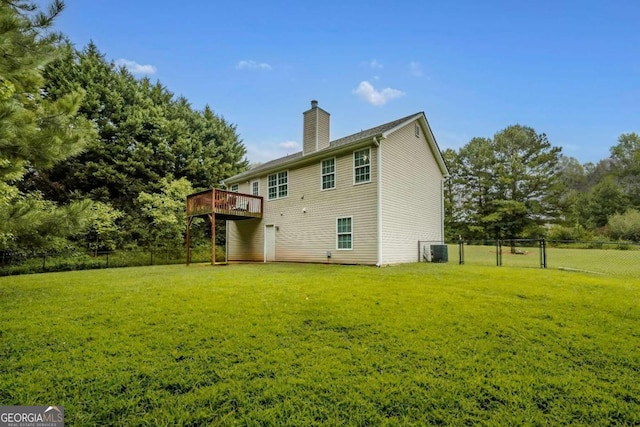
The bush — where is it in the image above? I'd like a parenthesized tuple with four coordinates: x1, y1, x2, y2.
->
(546, 224, 592, 242)
(608, 209, 640, 242)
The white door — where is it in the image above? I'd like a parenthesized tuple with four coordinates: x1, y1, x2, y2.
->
(264, 225, 276, 262)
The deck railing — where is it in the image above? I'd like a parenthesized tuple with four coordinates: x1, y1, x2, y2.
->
(186, 189, 263, 219)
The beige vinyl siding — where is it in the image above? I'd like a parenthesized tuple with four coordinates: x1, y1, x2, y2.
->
(381, 121, 444, 264)
(227, 147, 379, 264)
(227, 219, 264, 261)
(303, 107, 330, 154)
(303, 109, 316, 154)
(227, 177, 263, 261)
(316, 109, 330, 151)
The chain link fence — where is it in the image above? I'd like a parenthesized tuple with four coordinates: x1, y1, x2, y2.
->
(419, 239, 639, 277)
(0, 247, 217, 276)
(545, 241, 640, 277)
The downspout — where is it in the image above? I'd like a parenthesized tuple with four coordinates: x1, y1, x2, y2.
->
(441, 178, 445, 242)
(374, 136, 384, 266)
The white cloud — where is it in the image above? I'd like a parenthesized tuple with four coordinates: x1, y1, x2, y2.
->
(353, 81, 405, 106)
(369, 59, 383, 69)
(278, 140, 299, 149)
(115, 59, 157, 75)
(409, 61, 423, 77)
(236, 60, 272, 71)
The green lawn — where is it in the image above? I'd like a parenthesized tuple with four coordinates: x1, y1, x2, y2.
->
(1, 263, 639, 426)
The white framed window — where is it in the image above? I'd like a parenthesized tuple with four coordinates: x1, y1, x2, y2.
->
(415, 123, 421, 138)
(321, 158, 335, 190)
(354, 148, 370, 184)
(268, 171, 288, 200)
(336, 217, 353, 250)
(230, 184, 239, 192)
(251, 180, 259, 196)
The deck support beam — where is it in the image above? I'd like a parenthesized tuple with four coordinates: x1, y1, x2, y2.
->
(186, 216, 194, 266)
(186, 188, 263, 267)
(207, 213, 215, 266)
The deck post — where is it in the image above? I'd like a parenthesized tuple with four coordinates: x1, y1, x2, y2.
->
(186, 216, 192, 266)
(186, 188, 263, 267)
(209, 213, 215, 265)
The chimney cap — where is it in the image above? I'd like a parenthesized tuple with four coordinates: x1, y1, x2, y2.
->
(311, 100, 318, 108)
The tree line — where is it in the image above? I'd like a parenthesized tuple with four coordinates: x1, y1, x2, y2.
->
(2, 1, 638, 258)
(444, 126, 640, 243)
(1, 0, 246, 255)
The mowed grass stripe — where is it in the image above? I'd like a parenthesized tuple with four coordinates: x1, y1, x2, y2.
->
(0, 263, 638, 426)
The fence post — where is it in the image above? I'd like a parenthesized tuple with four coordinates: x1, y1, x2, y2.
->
(496, 240, 502, 266)
(106, 252, 109, 269)
(541, 239, 547, 268)
(458, 239, 464, 265)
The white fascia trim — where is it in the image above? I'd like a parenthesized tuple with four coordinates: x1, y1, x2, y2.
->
(381, 113, 449, 177)
(374, 136, 384, 267)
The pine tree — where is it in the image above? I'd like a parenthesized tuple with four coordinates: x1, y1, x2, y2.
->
(0, 0, 96, 251)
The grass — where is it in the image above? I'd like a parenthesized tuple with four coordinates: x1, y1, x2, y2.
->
(1, 263, 639, 425)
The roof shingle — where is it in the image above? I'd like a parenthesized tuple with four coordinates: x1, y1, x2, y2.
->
(226, 112, 422, 183)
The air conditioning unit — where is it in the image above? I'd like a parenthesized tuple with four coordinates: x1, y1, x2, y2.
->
(430, 245, 448, 263)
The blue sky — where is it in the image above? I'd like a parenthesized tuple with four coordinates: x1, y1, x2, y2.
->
(56, 0, 639, 164)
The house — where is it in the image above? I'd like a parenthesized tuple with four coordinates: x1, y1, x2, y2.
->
(204, 100, 448, 266)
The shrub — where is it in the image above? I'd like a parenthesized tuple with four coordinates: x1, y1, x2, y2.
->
(607, 209, 640, 242)
(546, 224, 591, 242)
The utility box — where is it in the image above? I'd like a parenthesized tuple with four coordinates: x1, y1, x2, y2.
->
(431, 245, 448, 263)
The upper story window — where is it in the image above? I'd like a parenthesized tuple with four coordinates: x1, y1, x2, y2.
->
(230, 184, 239, 192)
(354, 148, 371, 184)
(251, 180, 259, 196)
(268, 171, 288, 200)
(321, 158, 335, 190)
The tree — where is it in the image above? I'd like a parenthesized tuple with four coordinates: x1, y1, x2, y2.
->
(445, 138, 496, 239)
(610, 132, 640, 207)
(82, 201, 123, 253)
(136, 177, 193, 249)
(445, 125, 563, 242)
(558, 156, 588, 193)
(30, 42, 248, 248)
(0, 0, 95, 250)
(585, 176, 629, 228)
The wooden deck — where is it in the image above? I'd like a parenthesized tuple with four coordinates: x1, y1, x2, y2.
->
(186, 188, 263, 220)
(186, 189, 263, 266)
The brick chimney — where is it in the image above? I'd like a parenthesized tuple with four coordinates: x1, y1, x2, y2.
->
(303, 100, 330, 155)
